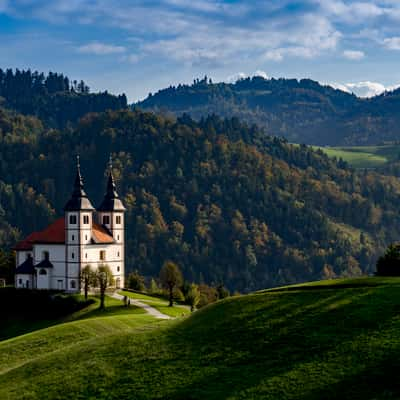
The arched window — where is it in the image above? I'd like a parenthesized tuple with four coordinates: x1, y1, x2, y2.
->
(117, 266, 120, 272)
(39, 269, 47, 275)
(70, 280, 76, 289)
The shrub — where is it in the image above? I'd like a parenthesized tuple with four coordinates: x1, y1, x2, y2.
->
(376, 244, 400, 276)
(127, 270, 146, 291)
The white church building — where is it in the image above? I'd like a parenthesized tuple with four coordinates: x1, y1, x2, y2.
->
(14, 158, 126, 292)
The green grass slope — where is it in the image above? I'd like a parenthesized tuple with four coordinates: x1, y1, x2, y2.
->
(315, 144, 400, 168)
(119, 290, 190, 317)
(2, 278, 400, 399)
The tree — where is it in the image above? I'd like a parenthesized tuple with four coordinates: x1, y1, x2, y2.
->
(95, 264, 114, 309)
(80, 264, 94, 300)
(376, 244, 400, 276)
(0, 250, 15, 284)
(149, 278, 159, 294)
(217, 284, 230, 299)
(127, 270, 145, 291)
(185, 283, 200, 312)
(159, 261, 183, 307)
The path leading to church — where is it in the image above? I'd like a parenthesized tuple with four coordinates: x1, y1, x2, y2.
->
(109, 292, 172, 319)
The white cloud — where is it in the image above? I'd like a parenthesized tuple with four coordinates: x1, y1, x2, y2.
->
(226, 72, 248, 83)
(254, 70, 269, 79)
(383, 37, 400, 50)
(264, 49, 283, 62)
(330, 81, 400, 97)
(226, 71, 269, 83)
(343, 50, 365, 60)
(77, 42, 126, 55)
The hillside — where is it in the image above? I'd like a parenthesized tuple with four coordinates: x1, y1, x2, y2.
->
(315, 144, 400, 169)
(3, 104, 400, 290)
(1, 277, 400, 399)
(137, 76, 400, 146)
(0, 69, 127, 128)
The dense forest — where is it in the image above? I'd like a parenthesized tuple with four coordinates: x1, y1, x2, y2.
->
(0, 69, 127, 128)
(2, 69, 400, 290)
(137, 76, 400, 146)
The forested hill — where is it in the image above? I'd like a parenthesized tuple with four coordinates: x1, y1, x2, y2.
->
(137, 76, 400, 146)
(2, 105, 400, 291)
(0, 69, 127, 128)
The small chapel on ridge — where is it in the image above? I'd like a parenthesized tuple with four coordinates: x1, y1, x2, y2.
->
(14, 157, 126, 292)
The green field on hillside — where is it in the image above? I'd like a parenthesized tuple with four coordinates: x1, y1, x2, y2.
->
(119, 290, 190, 318)
(2, 278, 400, 399)
(314, 144, 400, 168)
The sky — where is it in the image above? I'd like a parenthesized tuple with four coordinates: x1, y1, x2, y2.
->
(1, 0, 400, 102)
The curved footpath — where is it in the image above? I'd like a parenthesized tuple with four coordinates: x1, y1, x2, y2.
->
(110, 292, 172, 319)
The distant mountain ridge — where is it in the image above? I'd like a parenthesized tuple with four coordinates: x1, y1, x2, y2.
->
(136, 76, 400, 146)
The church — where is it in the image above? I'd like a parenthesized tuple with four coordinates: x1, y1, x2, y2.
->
(14, 157, 125, 292)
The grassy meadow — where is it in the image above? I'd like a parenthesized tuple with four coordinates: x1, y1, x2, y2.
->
(314, 144, 400, 168)
(119, 289, 190, 317)
(2, 278, 400, 399)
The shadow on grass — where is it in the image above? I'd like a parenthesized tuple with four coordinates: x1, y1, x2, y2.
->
(160, 286, 400, 400)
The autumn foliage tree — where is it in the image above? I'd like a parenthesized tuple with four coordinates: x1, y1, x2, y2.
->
(95, 264, 115, 309)
(160, 261, 183, 307)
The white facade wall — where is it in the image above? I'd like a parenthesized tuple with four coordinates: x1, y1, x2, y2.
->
(34, 244, 68, 290)
(15, 273, 34, 289)
(16, 251, 33, 266)
(16, 210, 125, 291)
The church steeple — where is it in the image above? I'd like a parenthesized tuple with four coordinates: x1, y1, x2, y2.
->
(64, 156, 95, 211)
(97, 156, 126, 212)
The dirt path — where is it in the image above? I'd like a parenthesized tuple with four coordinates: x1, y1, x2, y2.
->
(109, 292, 172, 319)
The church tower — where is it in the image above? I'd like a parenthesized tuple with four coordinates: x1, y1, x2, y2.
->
(97, 157, 126, 287)
(64, 156, 95, 291)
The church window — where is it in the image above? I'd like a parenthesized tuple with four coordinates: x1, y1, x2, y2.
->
(69, 215, 77, 224)
(100, 250, 106, 261)
(39, 269, 47, 275)
(83, 215, 89, 224)
(117, 266, 120, 272)
(85, 235, 88, 241)
(42, 251, 49, 260)
(116, 215, 121, 224)
(117, 251, 120, 257)
(71, 252, 75, 259)
(117, 235, 120, 241)
(72, 234, 75, 241)
(103, 215, 110, 225)
(70, 280, 76, 289)
(85, 253, 88, 259)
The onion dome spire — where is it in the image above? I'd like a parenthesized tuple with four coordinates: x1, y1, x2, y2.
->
(97, 155, 126, 212)
(64, 155, 95, 211)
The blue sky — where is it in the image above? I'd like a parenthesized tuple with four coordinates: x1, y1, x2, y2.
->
(1, 0, 400, 101)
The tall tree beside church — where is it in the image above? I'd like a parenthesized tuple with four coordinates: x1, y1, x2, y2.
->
(80, 264, 95, 300)
(160, 261, 183, 307)
(95, 264, 114, 309)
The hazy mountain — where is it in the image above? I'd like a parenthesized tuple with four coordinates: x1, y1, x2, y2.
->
(136, 76, 400, 146)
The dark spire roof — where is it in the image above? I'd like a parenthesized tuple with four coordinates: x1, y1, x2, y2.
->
(97, 156, 126, 212)
(16, 255, 35, 274)
(64, 156, 95, 211)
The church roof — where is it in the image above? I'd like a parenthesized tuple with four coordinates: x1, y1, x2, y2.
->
(14, 217, 115, 250)
(64, 157, 95, 212)
(35, 259, 54, 269)
(16, 256, 35, 274)
(97, 163, 126, 212)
